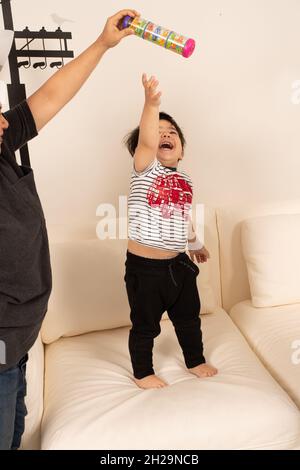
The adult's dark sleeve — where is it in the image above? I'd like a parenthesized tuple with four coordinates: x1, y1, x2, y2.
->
(3, 100, 38, 152)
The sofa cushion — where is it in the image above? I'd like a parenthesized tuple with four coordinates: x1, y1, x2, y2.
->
(42, 207, 221, 344)
(242, 214, 300, 307)
(41, 309, 300, 450)
(230, 300, 300, 409)
(216, 200, 300, 311)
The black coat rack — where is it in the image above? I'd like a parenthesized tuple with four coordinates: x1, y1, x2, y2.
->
(1, 0, 74, 166)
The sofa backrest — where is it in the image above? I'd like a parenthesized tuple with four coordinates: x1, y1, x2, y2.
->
(216, 199, 300, 312)
(41, 207, 222, 344)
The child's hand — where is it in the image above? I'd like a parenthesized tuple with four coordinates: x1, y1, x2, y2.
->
(98, 9, 140, 49)
(189, 246, 210, 264)
(142, 73, 162, 107)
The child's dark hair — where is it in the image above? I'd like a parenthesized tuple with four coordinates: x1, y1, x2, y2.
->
(124, 112, 186, 157)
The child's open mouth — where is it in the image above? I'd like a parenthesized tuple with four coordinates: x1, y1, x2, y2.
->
(159, 141, 174, 151)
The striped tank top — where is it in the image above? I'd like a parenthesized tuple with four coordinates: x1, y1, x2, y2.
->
(128, 158, 193, 252)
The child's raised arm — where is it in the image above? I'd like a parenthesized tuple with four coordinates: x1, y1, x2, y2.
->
(134, 73, 161, 173)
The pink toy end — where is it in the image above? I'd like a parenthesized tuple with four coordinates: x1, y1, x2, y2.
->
(182, 39, 196, 58)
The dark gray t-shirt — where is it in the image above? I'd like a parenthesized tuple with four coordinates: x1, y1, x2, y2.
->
(0, 101, 52, 371)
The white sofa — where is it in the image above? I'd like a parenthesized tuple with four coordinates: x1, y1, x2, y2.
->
(217, 202, 300, 413)
(21, 205, 300, 450)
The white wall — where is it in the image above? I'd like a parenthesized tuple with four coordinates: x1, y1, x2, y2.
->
(2, 0, 300, 225)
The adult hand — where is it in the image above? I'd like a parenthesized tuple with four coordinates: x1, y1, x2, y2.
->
(98, 9, 140, 49)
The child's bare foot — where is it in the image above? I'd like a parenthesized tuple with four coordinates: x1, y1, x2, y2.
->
(134, 374, 168, 389)
(188, 363, 218, 378)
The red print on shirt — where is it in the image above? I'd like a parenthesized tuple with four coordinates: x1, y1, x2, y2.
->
(147, 174, 193, 219)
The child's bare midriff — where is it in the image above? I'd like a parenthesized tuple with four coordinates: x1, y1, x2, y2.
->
(128, 239, 179, 259)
